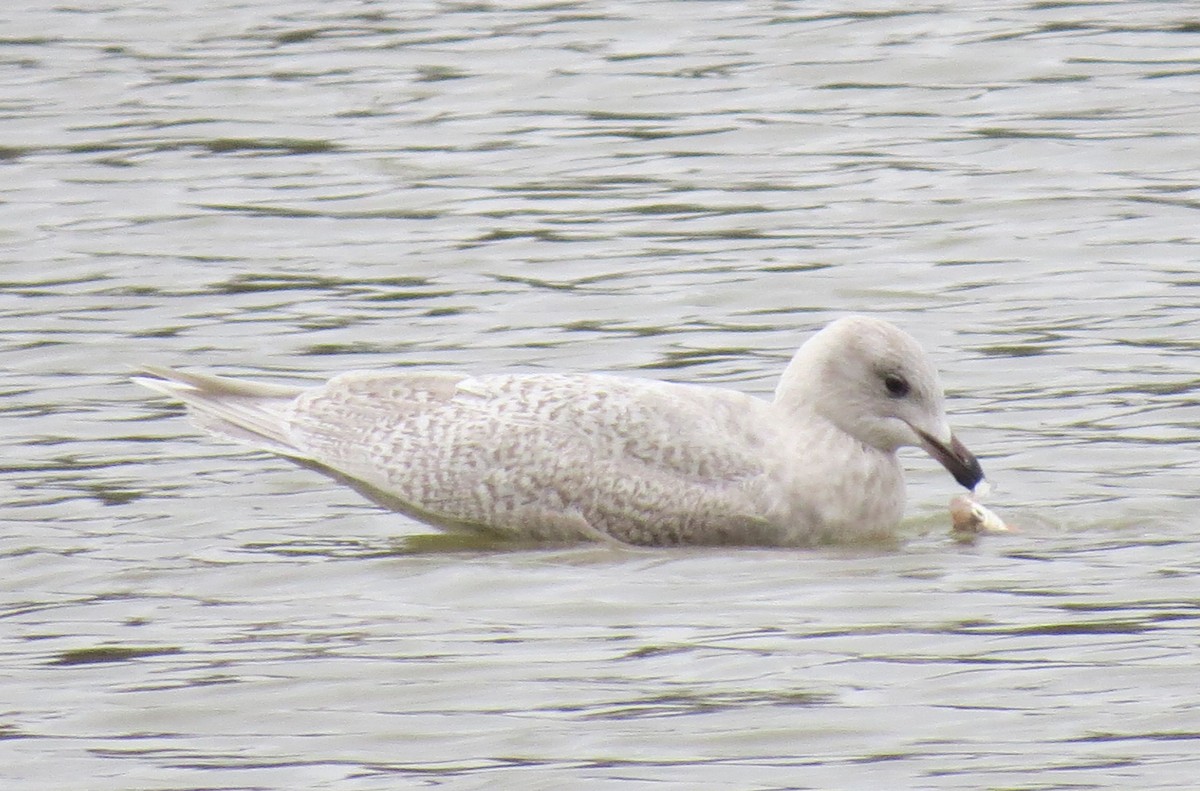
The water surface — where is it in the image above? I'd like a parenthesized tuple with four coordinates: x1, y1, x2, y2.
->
(2, 1, 1198, 788)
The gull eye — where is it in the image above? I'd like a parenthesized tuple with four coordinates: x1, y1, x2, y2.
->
(883, 373, 910, 398)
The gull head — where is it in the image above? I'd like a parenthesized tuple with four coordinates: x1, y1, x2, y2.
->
(775, 315, 984, 491)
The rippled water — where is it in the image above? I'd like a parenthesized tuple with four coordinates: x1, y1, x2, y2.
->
(3, 1, 1199, 788)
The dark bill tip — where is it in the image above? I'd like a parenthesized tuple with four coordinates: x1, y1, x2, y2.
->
(917, 430, 985, 491)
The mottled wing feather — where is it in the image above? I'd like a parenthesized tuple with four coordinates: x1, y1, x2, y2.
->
(282, 372, 775, 544)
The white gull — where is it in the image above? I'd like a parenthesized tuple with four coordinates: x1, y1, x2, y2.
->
(134, 315, 984, 546)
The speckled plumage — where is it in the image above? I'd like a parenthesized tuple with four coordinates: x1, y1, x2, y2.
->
(134, 316, 983, 546)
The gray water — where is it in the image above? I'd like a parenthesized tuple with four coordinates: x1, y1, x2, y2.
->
(2, 1, 1199, 788)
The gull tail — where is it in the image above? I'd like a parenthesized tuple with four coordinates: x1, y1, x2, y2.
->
(133, 366, 310, 458)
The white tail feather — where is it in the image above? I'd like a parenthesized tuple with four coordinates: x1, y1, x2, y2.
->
(133, 367, 308, 458)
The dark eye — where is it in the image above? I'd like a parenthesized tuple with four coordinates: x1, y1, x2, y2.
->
(883, 373, 910, 398)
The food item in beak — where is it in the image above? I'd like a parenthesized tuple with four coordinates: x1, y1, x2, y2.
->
(949, 495, 1014, 541)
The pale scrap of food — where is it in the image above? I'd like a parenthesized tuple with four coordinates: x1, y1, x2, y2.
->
(950, 495, 1014, 538)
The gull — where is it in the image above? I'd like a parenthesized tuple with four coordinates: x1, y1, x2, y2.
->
(134, 315, 984, 546)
